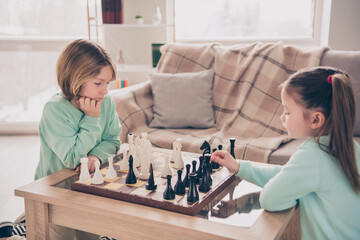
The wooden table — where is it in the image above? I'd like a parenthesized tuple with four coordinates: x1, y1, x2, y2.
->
(15, 158, 299, 240)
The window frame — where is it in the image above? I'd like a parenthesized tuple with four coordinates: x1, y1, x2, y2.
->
(172, 0, 331, 47)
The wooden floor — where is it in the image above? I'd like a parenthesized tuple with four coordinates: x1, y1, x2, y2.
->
(0, 135, 40, 222)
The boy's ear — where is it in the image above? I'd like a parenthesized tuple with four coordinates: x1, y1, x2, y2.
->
(310, 111, 325, 129)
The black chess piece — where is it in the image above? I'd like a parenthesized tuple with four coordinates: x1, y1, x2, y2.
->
(200, 140, 211, 154)
(191, 160, 199, 184)
(204, 154, 212, 186)
(163, 175, 175, 200)
(126, 155, 137, 184)
(174, 169, 185, 195)
(199, 162, 211, 192)
(187, 173, 199, 203)
(218, 144, 223, 151)
(146, 163, 157, 190)
(196, 156, 204, 180)
(211, 148, 220, 170)
(183, 164, 190, 188)
(230, 138, 236, 159)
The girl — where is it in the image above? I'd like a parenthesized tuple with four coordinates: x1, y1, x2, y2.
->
(211, 67, 360, 239)
(35, 39, 121, 240)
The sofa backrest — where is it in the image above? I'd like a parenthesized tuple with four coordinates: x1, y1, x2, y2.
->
(320, 50, 360, 136)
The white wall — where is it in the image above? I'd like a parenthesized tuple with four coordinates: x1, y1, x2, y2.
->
(328, 0, 360, 50)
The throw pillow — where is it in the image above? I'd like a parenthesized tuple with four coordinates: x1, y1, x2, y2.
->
(149, 69, 215, 128)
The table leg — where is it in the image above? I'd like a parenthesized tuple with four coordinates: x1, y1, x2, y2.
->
(24, 199, 49, 240)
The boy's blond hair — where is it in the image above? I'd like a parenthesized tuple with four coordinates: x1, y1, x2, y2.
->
(56, 39, 116, 100)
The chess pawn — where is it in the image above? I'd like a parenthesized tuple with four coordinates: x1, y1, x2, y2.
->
(126, 155, 137, 184)
(92, 160, 104, 185)
(106, 156, 117, 180)
(79, 157, 91, 183)
(163, 175, 175, 200)
(170, 138, 182, 163)
(183, 164, 191, 188)
(146, 163, 157, 191)
(174, 169, 185, 195)
(199, 163, 211, 192)
(161, 156, 172, 178)
(120, 150, 129, 170)
(187, 173, 199, 203)
(191, 160, 199, 184)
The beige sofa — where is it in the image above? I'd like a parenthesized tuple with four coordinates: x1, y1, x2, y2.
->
(110, 42, 360, 166)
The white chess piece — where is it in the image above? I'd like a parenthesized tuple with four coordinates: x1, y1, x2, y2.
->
(133, 136, 141, 168)
(106, 156, 117, 180)
(173, 140, 184, 169)
(161, 156, 172, 178)
(79, 157, 91, 183)
(145, 140, 155, 168)
(139, 156, 150, 180)
(92, 160, 104, 185)
(133, 162, 140, 178)
(120, 150, 129, 170)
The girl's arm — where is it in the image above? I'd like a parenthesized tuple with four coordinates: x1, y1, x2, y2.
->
(40, 102, 102, 169)
(259, 148, 321, 211)
(88, 98, 121, 163)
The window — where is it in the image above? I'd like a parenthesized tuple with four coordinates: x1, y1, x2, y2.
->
(175, 0, 322, 45)
(0, 0, 89, 133)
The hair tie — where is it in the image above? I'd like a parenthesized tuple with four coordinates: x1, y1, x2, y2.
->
(327, 75, 332, 84)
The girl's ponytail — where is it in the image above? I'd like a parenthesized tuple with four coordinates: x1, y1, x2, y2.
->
(328, 73, 359, 192)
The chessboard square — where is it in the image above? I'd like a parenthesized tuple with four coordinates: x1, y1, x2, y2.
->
(104, 182, 123, 190)
(174, 194, 185, 203)
(104, 177, 120, 182)
(100, 168, 107, 175)
(157, 184, 166, 192)
(153, 171, 161, 178)
(131, 187, 152, 197)
(127, 180, 146, 188)
(199, 191, 206, 199)
(76, 180, 91, 185)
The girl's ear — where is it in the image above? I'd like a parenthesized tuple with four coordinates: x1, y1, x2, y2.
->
(310, 111, 325, 129)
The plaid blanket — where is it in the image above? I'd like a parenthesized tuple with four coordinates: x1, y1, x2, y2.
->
(111, 42, 327, 163)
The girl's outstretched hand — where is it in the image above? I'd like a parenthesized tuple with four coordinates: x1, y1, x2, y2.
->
(210, 151, 240, 173)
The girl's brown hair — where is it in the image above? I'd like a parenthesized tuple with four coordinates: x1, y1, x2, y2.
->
(56, 39, 116, 100)
(282, 66, 359, 193)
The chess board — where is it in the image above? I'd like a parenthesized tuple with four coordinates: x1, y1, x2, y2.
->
(71, 148, 235, 216)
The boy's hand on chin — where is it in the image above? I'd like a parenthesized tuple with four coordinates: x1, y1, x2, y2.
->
(77, 96, 101, 118)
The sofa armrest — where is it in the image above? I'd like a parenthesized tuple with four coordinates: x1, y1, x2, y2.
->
(109, 81, 154, 143)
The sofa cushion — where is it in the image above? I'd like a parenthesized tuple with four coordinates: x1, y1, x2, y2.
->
(320, 50, 360, 136)
(149, 69, 215, 129)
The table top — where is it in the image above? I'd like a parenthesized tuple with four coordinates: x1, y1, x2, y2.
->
(15, 149, 296, 240)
